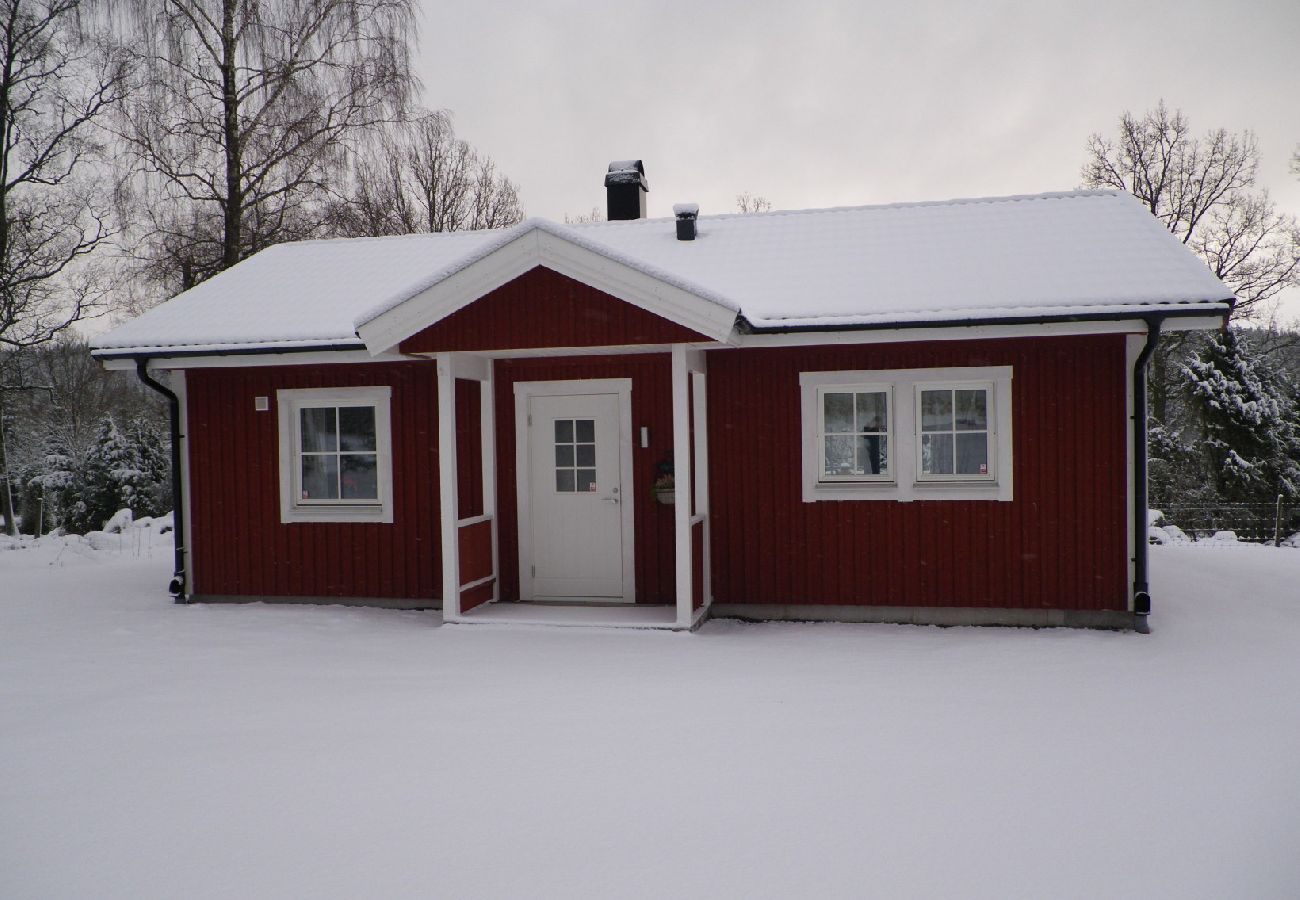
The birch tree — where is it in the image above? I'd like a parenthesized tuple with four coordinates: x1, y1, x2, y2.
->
(0, 0, 128, 534)
(114, 0, 418, 293)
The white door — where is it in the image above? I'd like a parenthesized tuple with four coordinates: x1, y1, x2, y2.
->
(523, 391, 631, 601)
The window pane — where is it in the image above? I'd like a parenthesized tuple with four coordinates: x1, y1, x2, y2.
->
(555, 444, 574, 467)
(859, 434, 888, 475)
(824, 434, 858, 476)
(338, 406, 376, 451)
(823, 392, 854, 433)
(340, 454, 378, 499)
(575, 444, 595, 466)
(555, 419, 573, 443)
(575, 419, 595, 442)
(921, 433, 954, 475)
(955, 432, 989, 475)
(556, 469, 575, 492)
(955, 390, 987, 431)
(300, 407, 337, 452)
(301, 454, 339, 499)
(575, 469, 597, 491)
(856, 392, 887, 432)
(920, 390, 953, 431)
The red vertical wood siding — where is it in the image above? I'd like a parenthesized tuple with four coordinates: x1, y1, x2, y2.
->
(492, 354, 677, 604)
(186, 362, 440, 600)
(460, 582, 494, 612)
(455, 379, 483, 518)
(457, 519, 493, 585)
(399, 266, 708, 353)
(706, 334, 1131, 611)
(692, 520, 704, 610)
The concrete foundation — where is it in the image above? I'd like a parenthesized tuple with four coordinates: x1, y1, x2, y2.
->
(190, 594, 439, 611)
(707, 603, 1140, 631)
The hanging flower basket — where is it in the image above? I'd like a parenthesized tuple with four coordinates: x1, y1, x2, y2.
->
(652, 473, 675, 505)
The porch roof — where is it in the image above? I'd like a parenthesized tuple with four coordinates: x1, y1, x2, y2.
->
(91, 190, 1234, 357)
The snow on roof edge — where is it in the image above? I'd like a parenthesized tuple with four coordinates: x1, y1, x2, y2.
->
(742, 298, 1234, 331)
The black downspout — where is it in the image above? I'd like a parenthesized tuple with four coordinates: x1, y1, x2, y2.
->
(135, 359, 188, 602)
(1131, 316, 1163, 634)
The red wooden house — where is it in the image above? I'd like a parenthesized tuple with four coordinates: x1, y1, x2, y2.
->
(93, 161, 1234, 631)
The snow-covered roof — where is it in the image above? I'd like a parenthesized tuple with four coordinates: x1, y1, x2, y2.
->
(92, 190, 1234, 356)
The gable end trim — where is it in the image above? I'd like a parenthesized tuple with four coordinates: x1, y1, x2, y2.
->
(355, 229, 739, 355)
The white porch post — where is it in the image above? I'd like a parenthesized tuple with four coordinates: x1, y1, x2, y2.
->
(481, 359, 499, 601)
(672, 345, 707, 628)
(437, 354, 461, 620)
(691, 366, 711, 611)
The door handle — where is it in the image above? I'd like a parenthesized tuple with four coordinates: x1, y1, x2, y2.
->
(603, 496, 620, 504)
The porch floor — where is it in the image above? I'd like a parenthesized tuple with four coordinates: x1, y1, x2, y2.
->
(458, 602, 681, 629)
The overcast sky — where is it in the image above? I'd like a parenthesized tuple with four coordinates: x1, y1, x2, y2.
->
(415, 0, 1300, 321)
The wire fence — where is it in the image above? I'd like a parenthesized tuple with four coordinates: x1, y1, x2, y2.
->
(1154, 499, 1296, 545)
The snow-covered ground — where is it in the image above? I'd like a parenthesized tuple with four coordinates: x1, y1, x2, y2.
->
(2, 532, 1298, 900)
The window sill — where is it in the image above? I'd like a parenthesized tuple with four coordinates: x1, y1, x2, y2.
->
(281, 504, 393, 524)
(804, 480, 1011, 503)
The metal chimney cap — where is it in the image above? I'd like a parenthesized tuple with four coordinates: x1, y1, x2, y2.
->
(604, 159, 648, 189)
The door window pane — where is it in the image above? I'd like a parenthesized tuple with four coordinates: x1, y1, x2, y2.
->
(554, 418, 597, 493)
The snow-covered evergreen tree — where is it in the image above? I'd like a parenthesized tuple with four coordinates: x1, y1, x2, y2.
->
(1181, 329, 1300, 505)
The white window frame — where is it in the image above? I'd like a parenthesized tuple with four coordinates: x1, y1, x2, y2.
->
(914, 381, 997, 484)
(276, 386, 394, 523)
(814, 383, 895, 483)
(800, 366, 1013, 502)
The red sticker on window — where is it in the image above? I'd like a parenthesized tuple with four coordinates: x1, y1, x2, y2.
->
(588, 482, 598, 492)
(302, 490, 309, 499)
(979, 463, 987, 475)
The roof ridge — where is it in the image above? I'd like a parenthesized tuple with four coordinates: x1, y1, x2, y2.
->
(569, 189, 1127, 228)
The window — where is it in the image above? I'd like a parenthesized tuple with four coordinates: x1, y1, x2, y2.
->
(917, 384, 994, 481)
(816, 386, 892, 481)
(800, 367, 1012, 502)
(277, 386, 393, 523)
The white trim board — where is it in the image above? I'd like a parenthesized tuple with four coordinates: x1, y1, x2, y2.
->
(513, 378, 637, 604)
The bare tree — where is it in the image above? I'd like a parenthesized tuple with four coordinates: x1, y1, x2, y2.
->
(736, 192, 772, 214)
(0, 0, 129, 534)
(327, 109, 523, 237)
(1083, 102, 1300, 424)
(113, 0, 418, 294)
(563, 207, 603, 225)
(1083, 102, 1300, 317)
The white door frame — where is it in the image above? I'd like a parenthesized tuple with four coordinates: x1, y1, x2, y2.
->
(514, 378, 636, 602)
